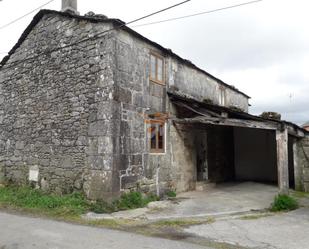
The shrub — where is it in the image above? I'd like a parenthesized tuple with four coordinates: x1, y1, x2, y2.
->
(89, 200, 115, 214)
(114, 191, 158, 210)
(166, 190, 177, 198)
(270, 194, 299, 212)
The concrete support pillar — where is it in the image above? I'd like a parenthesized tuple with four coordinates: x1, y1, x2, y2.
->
(293, 140, 302, 191)
(276, 127, 289, 194)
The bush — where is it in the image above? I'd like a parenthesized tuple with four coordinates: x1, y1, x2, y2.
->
(114, 191, 158, 211)
(270, 194, 299, 212)
(89, 200, 115, 214)
(166, 190, 177, 198)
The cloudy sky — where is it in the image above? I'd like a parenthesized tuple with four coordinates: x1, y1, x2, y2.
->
(0, 0, 308, 125)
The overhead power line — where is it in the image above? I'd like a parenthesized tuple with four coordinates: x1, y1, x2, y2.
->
(131, 0, 263, 28)
(0, 0, 263, 58)
(126, 0, 191, 25)
(0, 0, 263, 65)
(0, 0, 56, 30)
(0, 0, 192, 69)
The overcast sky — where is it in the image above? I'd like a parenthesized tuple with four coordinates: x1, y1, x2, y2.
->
(0, 0, 308, 125)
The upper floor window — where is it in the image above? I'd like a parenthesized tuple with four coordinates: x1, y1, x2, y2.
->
(219, 87, 226, 106)
(150, 53, 165, 85)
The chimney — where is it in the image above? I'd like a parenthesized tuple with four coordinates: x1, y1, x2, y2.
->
(62, 0, 78, 14)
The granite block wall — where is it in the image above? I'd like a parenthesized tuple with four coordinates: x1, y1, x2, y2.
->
(295, 136, 309, 192)
(0, 13, 117, 199)
(0, 11, 252, 199)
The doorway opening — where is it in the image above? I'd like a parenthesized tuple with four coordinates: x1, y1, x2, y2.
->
(195, 126, 278, 188)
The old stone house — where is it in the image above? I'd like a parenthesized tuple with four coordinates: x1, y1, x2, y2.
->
(0, 4, 308, 199)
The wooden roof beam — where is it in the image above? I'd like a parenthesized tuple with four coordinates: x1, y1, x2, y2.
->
(173, 116, 278, 130)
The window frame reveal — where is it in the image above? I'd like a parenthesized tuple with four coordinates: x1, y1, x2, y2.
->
(149, 121, 165, 154)
(150, 52, 165, 85)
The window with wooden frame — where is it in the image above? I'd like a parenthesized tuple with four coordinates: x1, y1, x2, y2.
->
(150, 53, 165, 85)
(150, 122, 165, 153)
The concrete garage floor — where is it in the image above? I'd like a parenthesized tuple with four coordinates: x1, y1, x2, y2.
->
(84, 182, 286, 248)
(87, 182, 278, 220)
(147, 182, 278, 219)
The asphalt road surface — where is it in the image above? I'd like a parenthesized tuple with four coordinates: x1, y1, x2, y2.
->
(0, 211, 207, 249)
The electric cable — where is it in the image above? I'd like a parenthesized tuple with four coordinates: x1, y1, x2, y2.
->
(132, 0, 263, 28)
(0, 0, 56, 30)
(0, 0, 192, 69)
(0, 0, 263, 69)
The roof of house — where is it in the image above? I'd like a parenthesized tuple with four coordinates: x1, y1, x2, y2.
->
(168, 91, 309, 135)
(0, 9, 250, 98)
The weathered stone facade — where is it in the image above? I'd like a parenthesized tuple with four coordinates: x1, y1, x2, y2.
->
(0, 12, 118, 198)
(295, 136, 309, 192)
(111, 27, 250, 196)
(2, 10, 308, 199)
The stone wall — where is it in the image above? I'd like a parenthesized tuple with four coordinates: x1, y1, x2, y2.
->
(0, 11, 251, 198)
(111, 27, 250, 195)
(0, 13, 117, 198)
(111, 30, 172, 195)
(168, 58, 249, 112)
(169, 124, 197, 192)
(295, 135, 309, 192)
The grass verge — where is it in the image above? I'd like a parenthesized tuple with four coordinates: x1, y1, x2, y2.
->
(291, 191, 309, 199)
(239, 213, 273, 220)
(0, 185, 158, 218)
(0, 185, 89, 218)
(152, 217, 215, 228)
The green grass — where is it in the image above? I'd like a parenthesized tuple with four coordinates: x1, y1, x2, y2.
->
(166, 190, 177, 198)
(88, 192, 159, 213)
(116, 192, 158, 210)
(0, 185, 89, 217)
(239, 213, 273, 220)
(291, 191, 309, 199)
(153, 217, 215, 228)
(270, 194, 299, 212)
(0, 185, 159, 217)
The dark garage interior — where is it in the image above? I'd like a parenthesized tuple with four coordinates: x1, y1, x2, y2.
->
(197, 126, 279, 185)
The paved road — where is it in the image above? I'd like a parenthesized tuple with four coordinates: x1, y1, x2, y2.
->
(0, 212, 207, 249)
(185, 208, 309, 249)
